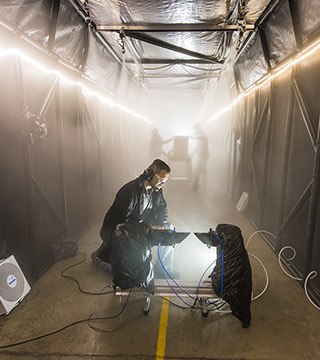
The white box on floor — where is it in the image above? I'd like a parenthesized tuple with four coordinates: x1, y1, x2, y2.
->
(236, 192, 248, 213)
(0, 255, 31, 315)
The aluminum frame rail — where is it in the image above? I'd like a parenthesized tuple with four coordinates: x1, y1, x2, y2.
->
(96, 24, 255, 32)
(114, 279, 214, 298)
(114, 279, 218, 316)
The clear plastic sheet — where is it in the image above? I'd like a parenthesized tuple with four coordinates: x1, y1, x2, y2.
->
(83, 30, 120, 91)
(235, 32, 268, 90)
(87, 0, 230, 25)
(1, 0, 318, 95)
(296, 0, 320, 41)
(84, 0, 273, 60)
(53, 0, 88, 68)
(82, 0, 274, 90)
(263, 0, 296, 67)
(0, 0, 52, 46)
(245, 0, 272, 23)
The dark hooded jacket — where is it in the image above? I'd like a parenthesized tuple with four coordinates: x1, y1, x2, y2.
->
(99, 173, 170, 263)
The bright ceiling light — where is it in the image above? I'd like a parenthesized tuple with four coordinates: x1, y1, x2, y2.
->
(0, 47, 150, 123)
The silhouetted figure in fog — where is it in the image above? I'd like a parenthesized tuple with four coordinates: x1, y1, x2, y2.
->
(190, 123, 209, 193)
(149, 128, 173, 161)
(91, 159, 178, 277)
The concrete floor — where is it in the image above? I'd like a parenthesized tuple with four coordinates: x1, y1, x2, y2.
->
(1, 180, 320, 360)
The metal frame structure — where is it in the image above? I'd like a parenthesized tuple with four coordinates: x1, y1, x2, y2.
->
(1, 0, 319, 295)
(67, 0, 265, 90)
(96, 24, 255, 32)
(225, 0, 320, 303)
(0, 16, 147, 280)
(226, 61, 320, 303)
(115, 279, 219, 317)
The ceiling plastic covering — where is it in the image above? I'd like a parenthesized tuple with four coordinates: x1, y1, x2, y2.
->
(262, 0, 296, 67)
(53, 0, 88, 68)
(235, 0, 320, 90)
(235, 32, 268, 90)
(80, 0, 271, 91)
(0, 0, 52, 46)
(0, 0, 319, 95)
(296, 0, 320, 41)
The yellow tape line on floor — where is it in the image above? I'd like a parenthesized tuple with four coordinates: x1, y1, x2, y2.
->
(156, 297, 170, 359)
(156, 178, 178, 358)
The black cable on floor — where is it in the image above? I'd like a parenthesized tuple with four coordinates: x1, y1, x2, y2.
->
(0, 253, 132, 349)
(207, 301, 227, 312)
(88, 288, 132, 333)
(61, 252, 114, 295)
(0, 288, 132, 349)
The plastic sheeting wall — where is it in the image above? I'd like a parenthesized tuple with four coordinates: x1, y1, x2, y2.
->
(0, 56, 149, 282)
(0, 56, 150, 282)
(0, 0, 150, 282)
(235, 0, 320, 91)
(225, 52, 320, 300)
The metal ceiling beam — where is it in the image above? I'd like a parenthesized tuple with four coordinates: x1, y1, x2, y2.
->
(121, 33, 145, 75)
(135, 74, 221, 78)
(125, 58, 221, 65)
(165, 76, 213, 85)
(96, 23, 255, 32)
(234, 30, 255, 64)
(235, 0, 282, 65)
(124, 31, 224, 64)
(67, 0, 149, 92)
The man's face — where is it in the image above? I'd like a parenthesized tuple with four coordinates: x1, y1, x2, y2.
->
(150, 170, 170, 191)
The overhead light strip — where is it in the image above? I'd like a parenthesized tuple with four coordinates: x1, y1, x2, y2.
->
(207, 37, 320, 124)
(0, 47, 151, 123)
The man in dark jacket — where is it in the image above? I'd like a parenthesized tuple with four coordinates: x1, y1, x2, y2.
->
(91, 159, 173, 274)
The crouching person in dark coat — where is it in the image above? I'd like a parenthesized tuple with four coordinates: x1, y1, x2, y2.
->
(91, 159, 176, 292)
